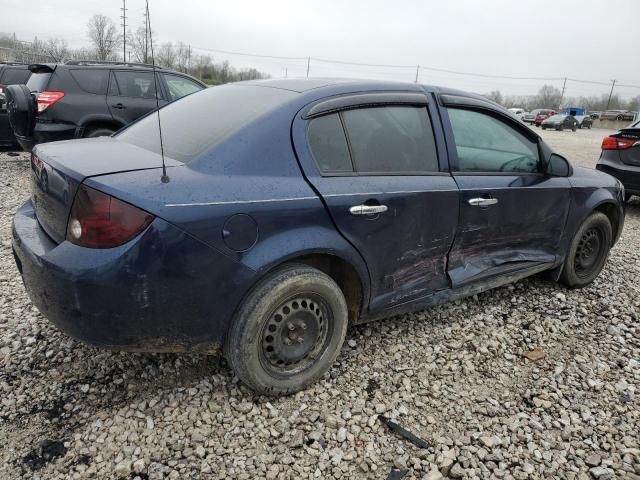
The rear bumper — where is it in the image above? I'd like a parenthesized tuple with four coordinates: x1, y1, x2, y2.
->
(12, 200, 255, 351)
(596, 159, 640, 194)
(16, 122, 78, 152)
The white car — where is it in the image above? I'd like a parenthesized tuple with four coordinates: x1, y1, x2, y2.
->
(508, 107, 527, 119)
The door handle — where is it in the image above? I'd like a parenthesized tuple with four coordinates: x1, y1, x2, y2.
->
(349, 204, 388, 215)
(468, 197, 498, 207)
(111, 103, 126, 109)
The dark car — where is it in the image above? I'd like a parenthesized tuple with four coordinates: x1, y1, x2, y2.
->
(6, 61, 206, 151)
(575, 115, 593, 129)
(12, 79, 625, 395)
(600, 110, 636, 122)
(596, 119, 640, 201)
(534, 109, 557, 126)
(541, 114, 578, 131)
(0, 63, 31, 147)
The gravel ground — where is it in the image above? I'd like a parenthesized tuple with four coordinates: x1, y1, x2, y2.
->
(0, 127, 638, 480)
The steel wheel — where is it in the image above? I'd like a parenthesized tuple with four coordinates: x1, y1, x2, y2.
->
(574, 227, 606, 279)
(259, 293, 332, 377)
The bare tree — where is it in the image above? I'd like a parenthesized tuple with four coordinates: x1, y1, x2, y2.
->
(43, 37, 69, 62)
(484, 90, 503, 105)
(535, 85, 563, 110)
(87, 14, 120, 61)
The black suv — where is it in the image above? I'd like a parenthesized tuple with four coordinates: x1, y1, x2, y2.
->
(7, 61, 206, 151)
(0, 63, 32, 147)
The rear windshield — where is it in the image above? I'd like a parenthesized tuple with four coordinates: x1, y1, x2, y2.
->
(117, 84, 296, 163)
(0, 68, 30, 85)
(26, 72, 51, 93)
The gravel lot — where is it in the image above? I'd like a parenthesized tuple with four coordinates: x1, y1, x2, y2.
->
(1, 127, 638, 480)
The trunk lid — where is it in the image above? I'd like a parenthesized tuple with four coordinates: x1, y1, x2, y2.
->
(31, 137, 182, 243)
(617, 128, 640, 167)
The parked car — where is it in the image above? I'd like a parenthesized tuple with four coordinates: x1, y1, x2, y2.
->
(6, 61, 206, 152)
(534, 109, 557, 126)
(508, 107, 526, 118)
(600, 110, 636, 121)
(521, 110, 540, 124)
(596, 118, 640, 201)
(12, 79, 625, 395)
(589, 111, 601, 119)
(575, 115, 593, 129)
(541, 114, 578, 131)
(0, 62, 31, 147)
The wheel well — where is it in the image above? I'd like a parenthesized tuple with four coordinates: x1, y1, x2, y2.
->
(81, 121, 121, 137)
(594, 202, 620, 245)
(285, 254, 363, 323)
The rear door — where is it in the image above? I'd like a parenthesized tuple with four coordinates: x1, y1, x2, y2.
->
(292, 92, 459, 313)
(107, 70, 168, 125)
(440, 97, 571, 287)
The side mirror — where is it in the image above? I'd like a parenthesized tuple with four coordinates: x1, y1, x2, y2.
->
(546, 153, 572, 177)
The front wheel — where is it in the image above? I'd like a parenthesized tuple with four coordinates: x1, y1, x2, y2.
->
(560, 212, 612, 288)
(225, 264, 348, 396)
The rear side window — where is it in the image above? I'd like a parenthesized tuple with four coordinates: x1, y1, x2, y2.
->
(0, 68, 30, 85)
(117, 84, 296, 163)
(341, 106, 439, 174)
(70, 69, 109, 95)
(163, 74, 203, 101)
(26, 72, 51, 93)
(447, 108, 539, 173)
(307, 114, 352, 173)
(111, 71, 163, 99)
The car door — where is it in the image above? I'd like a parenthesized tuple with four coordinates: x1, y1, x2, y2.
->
(292, 92, 459, 313)
(107, 70, 168, 125)
(440, 97, 571, 287)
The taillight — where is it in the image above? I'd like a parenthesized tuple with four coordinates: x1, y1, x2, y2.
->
(601, 136, 636, 150)
(36, 91, 65, 113)
(66, 185, 154, 248)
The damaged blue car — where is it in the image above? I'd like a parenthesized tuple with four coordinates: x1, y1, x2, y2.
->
(12, 79, 625, 395)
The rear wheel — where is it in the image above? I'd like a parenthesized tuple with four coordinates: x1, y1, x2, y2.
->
(225, 264, 348, 396)
(560, 212, 612, 288)
(84, 127, 115, 138)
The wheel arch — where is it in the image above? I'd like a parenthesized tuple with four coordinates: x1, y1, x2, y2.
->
(593, 201, 622, 246)
(79, 117, 125, 137)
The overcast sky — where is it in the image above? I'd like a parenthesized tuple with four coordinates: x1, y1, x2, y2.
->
(4, 0, 640, 98)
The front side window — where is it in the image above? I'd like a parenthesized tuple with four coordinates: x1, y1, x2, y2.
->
(342, 106, 438, 174)
(448, 108, 539, 173)
(163, 74, 203, 101)
(111, 71, 162, 99)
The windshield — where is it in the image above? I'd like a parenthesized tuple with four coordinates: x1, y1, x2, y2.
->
(117, 84, 296, 163)
(26, 72, 51, 93)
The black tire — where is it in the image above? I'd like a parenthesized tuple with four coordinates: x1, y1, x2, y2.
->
(572, 125, 577, 132)
(617, 115, 623, 121)
(542, 126, 546, 130)
(84, 127, 115, 138)
(560, 212, 612, 288)
(225, 264, 349, 396)
(5, 84, 36, 138)
(558, 125, 564, 131)
(588, 125, 592, 129)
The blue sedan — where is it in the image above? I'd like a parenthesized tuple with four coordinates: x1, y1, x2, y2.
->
(12, 79, 625, 395)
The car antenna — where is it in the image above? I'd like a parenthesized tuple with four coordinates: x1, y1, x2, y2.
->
(146, 0, 169, 183)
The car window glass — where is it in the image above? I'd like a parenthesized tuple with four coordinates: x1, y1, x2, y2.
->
(307, 114, 353, 173)
(448, 108, 539, 173)
(163, 74, 203, 101)
(117, 84, 296, 163)
(112, 71, 163, 99)
(70, 69, 109, 95)
(26, 72, 50, 92)
(341, 106, 438, 174)
(0, 68, 30, 85)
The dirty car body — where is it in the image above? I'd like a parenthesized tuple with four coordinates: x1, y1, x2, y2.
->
(13, 79, 625, 392)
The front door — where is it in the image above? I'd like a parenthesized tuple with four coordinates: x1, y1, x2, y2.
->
(293, 95, 459, 313)
(107, 70, 167, 125)
(442, 105, 571, 287)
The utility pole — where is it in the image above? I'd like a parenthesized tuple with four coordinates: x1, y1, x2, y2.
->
(606, 79, 616, 111)
(306, 56, 310, 78)
(415, 65, 420, 83)
(559, 77, 567, 109)
(284, 67, 288, 78)
(120, 0, 128, 61)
